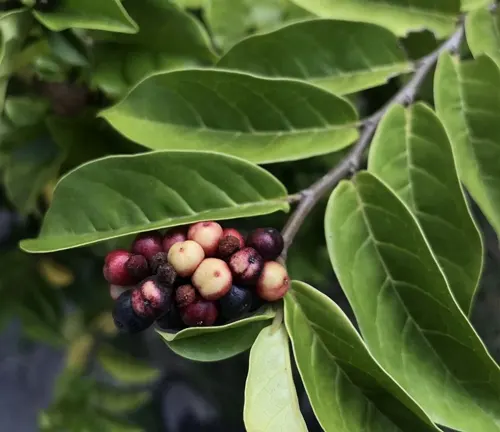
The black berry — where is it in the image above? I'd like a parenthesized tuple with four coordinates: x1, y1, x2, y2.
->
(246, 228, 284, 261)
(150, 251, 169, 274)
(113, 290, 153, 333)
(219, 285, 253, 320)
(131, 277, 172, 318)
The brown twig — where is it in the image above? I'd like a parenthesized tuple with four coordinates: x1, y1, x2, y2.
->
(279, 22, 465, 260)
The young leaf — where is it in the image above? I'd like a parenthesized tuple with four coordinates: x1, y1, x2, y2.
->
(20, 151, 289, 253)
(326, 171, 500, 432)
(288, 0, 460, 38)
(33, 0, 138, 33)
(435, 54, 500, 238)
(285, 281, 439, 432)
(368, 103, 483, 315)
(165, 321, 269, 362)
(101, 69, 359, 164)
(244, 325, 307, 432)
(465, 7, 500, 67)
(218, 19, 411, 95)
(97, 344, 160, 384)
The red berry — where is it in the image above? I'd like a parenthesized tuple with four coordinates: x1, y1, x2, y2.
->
(131, 277, 172, 318)
(228, 247, 263, 285)
(162, 227, 188, 253)
(126, 254, 149, 281)
(131, 231, 163, 262)
(256, 261, 290, 301)
(103, 249, 134, 286)
(246, 228, 284, 261)
(175, 284, 197, 309)
(181, 300, 218, 326)
(167, 240, 205, 277)
(192, 258, 232, 300)
(188, 221, 223, 256)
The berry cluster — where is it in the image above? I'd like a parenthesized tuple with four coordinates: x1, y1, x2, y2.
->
(103, 222, 289, 334)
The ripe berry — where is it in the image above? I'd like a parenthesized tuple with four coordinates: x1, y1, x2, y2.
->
(246, 228, 284, 261)
(218, 228, 245, 259)
(125, 254, 149, 281)
(167, 240, 205, 277)
(162, 227, 187, 253)
(181, 300, 218, 326)
(219, 285, 253, 320)
(131, 231, 163, 262)
(150, 252, 169, 273)
(33, 0, 60, 13)
(175, 284, 197, 309)
(109, 284, 130, 301)
(157, 262, 177, 286)
(256, 261, 290, 301)
(228, 247, 263, 285)
(187, 221, 223, 256)
(113, 290, 153, 333)
(192, 258, 232, 300)
(131, 277, 172, 318)
(103, 249, 134, 286)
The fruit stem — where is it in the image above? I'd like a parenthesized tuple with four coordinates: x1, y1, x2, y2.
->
(270, 306, 284, 334)
(279, 21, 465, 260)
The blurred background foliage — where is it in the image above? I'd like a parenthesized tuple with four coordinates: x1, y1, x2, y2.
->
(1, 0, 499, 431)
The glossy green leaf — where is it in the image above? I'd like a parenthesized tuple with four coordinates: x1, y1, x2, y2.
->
(20, 151, 289, 253)
(101, 69, 359, 164)
(285, 281, 439, 432)
(435, 53, 500, 238)
(465, 7, 500, 67)
(97, 345, 160, 384)
(218, 19, 411, 95)
(368, 103, 483, 315)
(326, 171, 500, 432)
(289, 0, 460, 37)
(165, 320, 269, 362)
(461, 0, 489, 11)
(33, 0, 138, 33)
(244, 324, 307, 432)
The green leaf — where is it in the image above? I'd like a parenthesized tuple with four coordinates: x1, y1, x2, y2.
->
(101, 69, 359, 164)
(33, 0, 138, 33)
(218, 19, 411, 95)
(326, 171, 500, 432)
(166, 320, 269, 362)
(368, 103, 483, 315)
(465, 7, 500, 67)
(461, 0, 489, 12)
(92, 386, 150, 414)
(97, 345, 160, 384)
(289, 0, 460, 37)
(244, 324, 307, 432)
(4, 96, 50, 126)
(20, 151, 289, 253)
(285, 281, 439, 432)
(435, 53, 500, 238)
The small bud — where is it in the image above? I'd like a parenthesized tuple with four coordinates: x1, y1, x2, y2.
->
(150, 252, 169, 273)
(256, 261, 290, 301)
(175, 284, 197, 309)
(109, 284, 130, 301)
(125, 254, 149, 281)
(157, 262, 177, 286)
(218, 228, 244, 259)
(228, 247, 263, 285)
(192, 258, 232, 300)
(187, 221, 223, 256)
(162, 227, 188, 253)
(103, 249, 134, 286)
(246, 228, 284, 261)
(131, 277, 172, 318)
(181, 300, 218, 326)
(167, 240, 205, 277)
(219, 285, 253, 320)
(113, 290, 153, 333)
(131, 231, 163, 262)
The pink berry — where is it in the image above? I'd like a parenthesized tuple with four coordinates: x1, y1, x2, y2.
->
(256, 261, 290, 301)
(187, 221, 223, 257)
(131, 277, 171, 318)
(192, 258, 232, 300)
(162, 227, 188, 253)
(181, 300, 218, 326)
(246, 228, 284, 261)
(167, 240, 205, 277)
(103, 250, 134, 286)
(228, 247, 263, 285)
(125, 254, 149, 281)
(131, 231, 163, 262)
